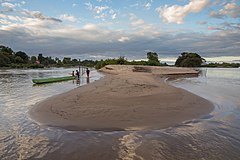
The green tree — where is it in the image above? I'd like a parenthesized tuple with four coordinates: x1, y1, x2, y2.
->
(63, 57, 71, 64)
(147, 52, 160, 66)
(117, 56, 127, 65)
(0, 45, 15, 64)
(30, 56, 37, 63)
(95, 59, 106, 69)
(175, 52, 205, 67)
(38, 54, 44, 63)
(15, 56, 24, 64)
(0, 45, 14, 54)
(15, 51, 29, 63)
(0, 53, 10, 67)
(72, 59, 79, 65)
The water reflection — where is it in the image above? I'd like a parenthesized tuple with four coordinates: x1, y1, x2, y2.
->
(0, 68, 104, 159)
(87, 77, 90, 84)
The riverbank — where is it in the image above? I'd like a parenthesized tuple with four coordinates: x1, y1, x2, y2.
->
(29, 65, 213, 131)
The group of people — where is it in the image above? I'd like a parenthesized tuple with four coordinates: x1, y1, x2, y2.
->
(72, 68, 90, 80)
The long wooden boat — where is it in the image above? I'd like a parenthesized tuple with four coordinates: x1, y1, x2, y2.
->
(32, 76, 76, 84)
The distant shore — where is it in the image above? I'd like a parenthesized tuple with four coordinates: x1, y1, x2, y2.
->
(29, 65, 213, 131)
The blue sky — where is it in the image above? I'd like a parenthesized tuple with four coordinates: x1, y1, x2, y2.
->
(0, 0, 239, 63)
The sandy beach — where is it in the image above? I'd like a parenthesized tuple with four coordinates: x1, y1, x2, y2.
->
(29, 65, 213, 131)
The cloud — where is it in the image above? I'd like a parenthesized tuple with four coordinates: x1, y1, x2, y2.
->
(118, 36, 130, 42)
(197, 21, 207, 25)
(130, 18, 145, 27)
(144, 3, 151, 10)
(130, 3, 139, 8)
(60, 14, 78, 22)
(156, 0, 210, 24)
(1, 21, 240, 60)
(22, 9, 62, 22)
(1, 2, 17, 12)
(1, 2, 16, 8)
(85, 2, 117, 21)
(82, 23, 97, 30)
(208, 26, 224, 30)
(129, 14, 158, 36)
(208, 22, 240, 31)
(72, 3, 77, 7)
(94, 6, 109, 14)
(111, 13, 116, 20)
(210, 3, 240, 18)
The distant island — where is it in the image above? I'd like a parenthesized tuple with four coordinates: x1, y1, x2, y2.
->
(0, 45, 239, 69)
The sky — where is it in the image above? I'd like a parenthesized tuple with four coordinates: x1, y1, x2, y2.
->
(0, 0, 240, 63)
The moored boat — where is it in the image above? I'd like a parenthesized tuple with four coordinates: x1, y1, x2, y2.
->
(32, 76, 76, 84)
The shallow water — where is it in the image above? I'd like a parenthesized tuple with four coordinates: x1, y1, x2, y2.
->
(0, 68, 240, 159)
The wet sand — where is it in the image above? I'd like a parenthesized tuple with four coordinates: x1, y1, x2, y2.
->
(29, 65, 213, 131)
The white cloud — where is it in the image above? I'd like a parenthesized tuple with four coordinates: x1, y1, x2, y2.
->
(1, 2, 17, 12)
(21, 1, 26, 5)
(85, 2, 117, 21)
(129, 14, 158, 36)
(0, 18, 12, 25)
(111, 13, 117, 20)
(72, 3, 77, 7)
(82, 23, 97, 30)
(94, 6, 109, 14)
(118, 36, 130, 42)
(0, 13, 21, 22)
(85, 2, 93, 10)
(1, 2, 16, 8)
(210, 3, 240, 18)
(60, 14, 78, 22)
(144, 3, 151, 10)
(156, 0, 210, 24)
(131, 19, 145, 27)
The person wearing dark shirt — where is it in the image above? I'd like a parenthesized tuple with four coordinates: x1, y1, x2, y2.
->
(76, 70, 80, 80)
(86, 68, 90, 78)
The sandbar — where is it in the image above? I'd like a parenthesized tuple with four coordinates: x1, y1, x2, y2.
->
(29, 65, 213, 131)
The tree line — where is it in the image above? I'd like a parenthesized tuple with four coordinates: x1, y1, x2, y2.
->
(0, 45, 167, 69)
(0, 45, 98, 68)
(1, 45, 239, 69)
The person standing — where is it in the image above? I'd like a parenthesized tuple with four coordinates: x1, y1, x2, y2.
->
(86, 68, 90, 78)
(76, 70, 80, 80)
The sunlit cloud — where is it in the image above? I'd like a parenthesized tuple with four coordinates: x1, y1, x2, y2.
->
(60, 14, 78, 22)
(156, 0, 210, 24)
(210, 2, 240, 18)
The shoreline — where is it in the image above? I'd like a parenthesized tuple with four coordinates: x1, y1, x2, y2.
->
(29, 65, 214, 131)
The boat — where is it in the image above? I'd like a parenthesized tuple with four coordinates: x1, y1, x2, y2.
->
(32, 76, 76, 84)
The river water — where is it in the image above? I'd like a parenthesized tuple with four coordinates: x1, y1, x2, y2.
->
(0, 68, 240, 160)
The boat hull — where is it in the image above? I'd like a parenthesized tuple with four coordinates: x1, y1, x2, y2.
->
(32, 76, 76, 84)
